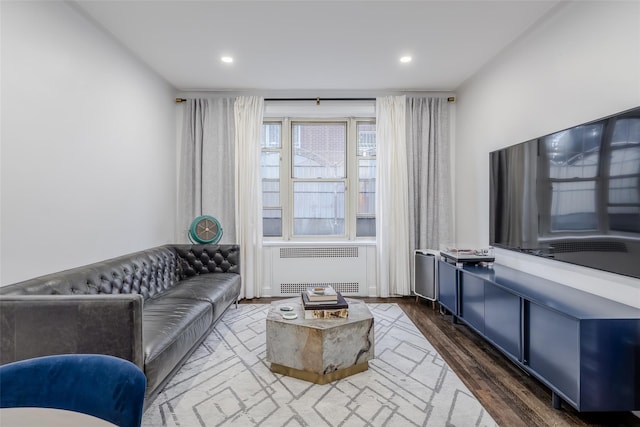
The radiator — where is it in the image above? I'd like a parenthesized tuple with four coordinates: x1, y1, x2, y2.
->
(413, 249, 439, 301)
(270, 246, 368, 296)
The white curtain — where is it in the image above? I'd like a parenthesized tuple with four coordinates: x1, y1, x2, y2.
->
(234, 96, 264, 299)
(177, 98, 236, 243)
(376, 96, 411, 297)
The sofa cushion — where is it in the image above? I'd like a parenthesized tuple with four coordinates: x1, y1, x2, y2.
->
(142, 297, 213, 393)
(158, 274, 241, 324)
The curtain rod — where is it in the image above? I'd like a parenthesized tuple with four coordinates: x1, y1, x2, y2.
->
(175, 96, 455, 104)
(175, 97, 374, 105)
(264, 97, 376, 103)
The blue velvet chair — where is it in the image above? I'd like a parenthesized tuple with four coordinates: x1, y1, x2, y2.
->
(0, 354, 146, 427)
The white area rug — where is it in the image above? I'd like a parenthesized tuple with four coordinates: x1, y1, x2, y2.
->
(142, 303, 497, 427)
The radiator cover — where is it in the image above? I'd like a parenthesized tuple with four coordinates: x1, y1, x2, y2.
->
(270, 246, 368, 296)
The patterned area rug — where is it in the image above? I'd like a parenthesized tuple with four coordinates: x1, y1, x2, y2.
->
(142, 304, 497, 427)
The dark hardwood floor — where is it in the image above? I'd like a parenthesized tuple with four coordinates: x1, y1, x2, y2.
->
(242, 296, 640, 427)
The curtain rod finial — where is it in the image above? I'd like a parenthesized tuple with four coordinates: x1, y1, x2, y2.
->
(447, 97, 455, 103)
(176, 98, 186, 103)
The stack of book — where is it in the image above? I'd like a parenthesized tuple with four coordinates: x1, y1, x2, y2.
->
(301, 286, 349, 319)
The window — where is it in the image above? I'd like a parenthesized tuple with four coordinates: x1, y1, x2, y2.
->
(261, 118, 376, 239)
(261, 123, 282, 237)
(356, 122, 376, 236)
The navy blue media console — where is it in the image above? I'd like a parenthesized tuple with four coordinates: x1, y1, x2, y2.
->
(437, 260, 640, 413)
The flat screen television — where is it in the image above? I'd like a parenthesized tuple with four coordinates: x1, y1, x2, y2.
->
(490, 106, 640, 279)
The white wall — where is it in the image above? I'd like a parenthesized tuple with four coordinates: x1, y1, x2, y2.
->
(1, 1, 177, 285)
(455, 1, 640, 307)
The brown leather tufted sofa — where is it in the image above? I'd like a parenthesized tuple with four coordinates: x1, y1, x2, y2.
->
(0, 244, 241, 408)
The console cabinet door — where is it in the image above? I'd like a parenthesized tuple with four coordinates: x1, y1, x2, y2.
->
(459, 273, 485, 334)
(437, 261, 458, 315)
(484, 282, 521, 360)
(526, 302, 579, 406)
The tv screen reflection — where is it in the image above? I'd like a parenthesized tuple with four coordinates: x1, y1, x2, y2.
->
(490, 106, 640, 279)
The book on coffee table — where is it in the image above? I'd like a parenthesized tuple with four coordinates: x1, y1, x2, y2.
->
(301, 292, 349, 319)
(301, 291, 347, 307)
(305, 285, 338, 302)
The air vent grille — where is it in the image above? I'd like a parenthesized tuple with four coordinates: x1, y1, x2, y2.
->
(280, 282, 360, 295)
(550, 241, 627, 253)
(279, 247, 358, 258)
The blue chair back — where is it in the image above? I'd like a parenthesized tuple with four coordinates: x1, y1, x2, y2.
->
(0, 354, 146, 427)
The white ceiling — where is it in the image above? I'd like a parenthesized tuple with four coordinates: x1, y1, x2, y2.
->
(73, 0, 562, 93)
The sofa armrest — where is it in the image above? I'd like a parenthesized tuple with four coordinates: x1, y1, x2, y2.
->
(0, 294, 144, 369)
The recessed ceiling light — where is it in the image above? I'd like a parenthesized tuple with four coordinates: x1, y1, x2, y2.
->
(400, 56, 412, 63)
(221, 56, 233, 63)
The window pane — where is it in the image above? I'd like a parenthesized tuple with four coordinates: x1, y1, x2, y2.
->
(261, 125, 280, 238)
(261, 152, 280, 206)
(261, 123, 281, 148)
(292, 123, 346, 178)
(262, 179, 280, 207)
(357, 122, 376, 156)
(356, 217, 376, 237)
(263, 209, 282, 237)
(293, 181, 345, 236)
(261, 152, 280, 179)
(358, 159, 375, 215)
(550, 181, 597, 231)
(357, 122, 376, 237)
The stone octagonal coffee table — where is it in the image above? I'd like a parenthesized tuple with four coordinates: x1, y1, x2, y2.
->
(265, 297, 374, 385)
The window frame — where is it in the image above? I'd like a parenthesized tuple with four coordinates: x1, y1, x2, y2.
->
(261, 117, 376, 241)
(261, 121, 285, 238)
(353, 119, 377, 238)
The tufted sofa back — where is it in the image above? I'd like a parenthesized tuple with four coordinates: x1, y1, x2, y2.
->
(0, 244, 240, 301)
(174, 245, 239, 276)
